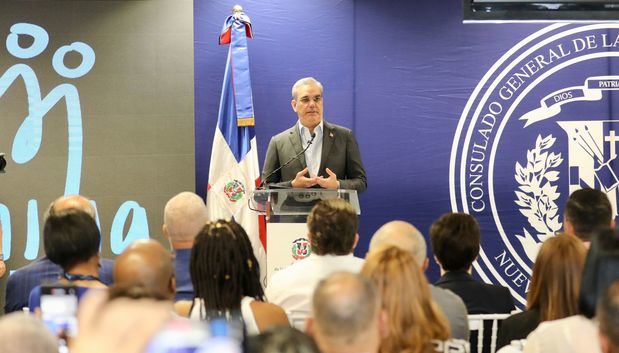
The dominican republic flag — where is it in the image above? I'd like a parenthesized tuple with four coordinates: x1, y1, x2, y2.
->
(206, 10, 266, 279)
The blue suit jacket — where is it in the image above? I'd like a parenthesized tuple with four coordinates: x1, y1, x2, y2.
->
(173, 248, 194, 301)
(5, 256, 114, 313)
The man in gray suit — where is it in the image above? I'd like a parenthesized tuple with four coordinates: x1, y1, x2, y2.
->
(369, 220, 470, 340)
(262, 77, 367, 192)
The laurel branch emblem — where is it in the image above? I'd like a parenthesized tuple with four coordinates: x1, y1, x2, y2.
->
(514, 134, 563, 261)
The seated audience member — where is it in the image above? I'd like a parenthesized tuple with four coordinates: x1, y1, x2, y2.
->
(266, 199, 364, 313)
(28, 209, 107, 311)
(5, 195, 114, 313)
(175, 219, 289, 335)
(0, 312, 58, 353)
(363, 246, 469, 353)
(523, 227, 619, 353)
(306, 272, 384, 353)
(112, 239, 176, 302)
(70, 290, 172, 353)
(163, 191, 208, 301)
(598, 280, 619, 353)
(369, 220, 469, 340)
(430, 213, 515, 314)
(247, 326, 321, 353)
(564, 188, 614, 246)
(496, 234, 586, 349)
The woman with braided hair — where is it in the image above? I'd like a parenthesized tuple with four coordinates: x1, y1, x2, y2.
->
(174, 219, 289, 335)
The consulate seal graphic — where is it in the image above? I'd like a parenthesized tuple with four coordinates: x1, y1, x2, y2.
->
(450, 24, 619, 306)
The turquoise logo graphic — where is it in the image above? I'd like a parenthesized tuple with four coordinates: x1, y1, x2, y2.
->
(0, 23, 149, 260)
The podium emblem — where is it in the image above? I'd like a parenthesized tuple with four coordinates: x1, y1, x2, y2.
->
(291, 238, 311, 260)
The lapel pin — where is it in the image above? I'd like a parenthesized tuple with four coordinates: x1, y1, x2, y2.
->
(329, 132, 334, 138)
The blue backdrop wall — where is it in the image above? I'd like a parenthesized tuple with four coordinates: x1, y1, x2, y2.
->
(195, 0, 619, 306)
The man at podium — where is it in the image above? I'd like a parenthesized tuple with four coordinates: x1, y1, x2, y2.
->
(262, 77, 367, 192)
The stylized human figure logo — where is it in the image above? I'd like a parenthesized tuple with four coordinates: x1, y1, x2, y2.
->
(0, 23, 148, 261)
(5, 22, 95, 194)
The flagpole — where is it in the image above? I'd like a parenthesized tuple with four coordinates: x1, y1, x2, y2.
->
(207, 6, 266, 284)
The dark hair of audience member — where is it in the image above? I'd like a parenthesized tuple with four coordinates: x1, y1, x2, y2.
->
(579, 227, 619, 318)
(307, 199, 358, 255)
(598, 280, 619, 352)
(564, 188, 612, 241)
(362, 246, 449, 353)
(527, 234, 586, 321)
(429, 213, 480, 272)
(43, 209, 100, 271)
(246, 326, 320, 353)
(189, 219, 264, 316)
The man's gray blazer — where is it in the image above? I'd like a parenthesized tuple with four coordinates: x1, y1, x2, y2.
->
(262, 120, 367, 192)
(430, 284, 470, 340)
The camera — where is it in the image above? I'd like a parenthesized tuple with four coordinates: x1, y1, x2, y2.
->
(0, 153, 5, 173)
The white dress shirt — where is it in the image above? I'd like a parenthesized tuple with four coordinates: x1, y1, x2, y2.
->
(265, 253, 364, 314)
(298, 120, 323, 177)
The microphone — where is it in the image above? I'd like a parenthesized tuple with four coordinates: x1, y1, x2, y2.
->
(260, 132, 316, 189)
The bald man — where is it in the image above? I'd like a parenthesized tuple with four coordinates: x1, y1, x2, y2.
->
(113, 239, 176, 301)
(0, 313, 58, 353)
(163, 191, 208, 301)
(369, 220, 469, 340)
(5, 195, 115, 313)
(307, 272, 383, 353)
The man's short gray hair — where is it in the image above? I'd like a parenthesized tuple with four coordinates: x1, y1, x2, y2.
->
(164, 191, 208, 242)
(0, 313, 58, 353)
(369, 220, 427, 266)
(291, 77, 323, 100)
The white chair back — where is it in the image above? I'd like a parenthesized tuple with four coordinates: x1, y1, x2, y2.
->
(286, 310, 310, 331)
(467, 314, 510, 353)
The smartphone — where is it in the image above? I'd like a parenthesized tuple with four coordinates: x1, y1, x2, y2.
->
(40, 284, 79, 340)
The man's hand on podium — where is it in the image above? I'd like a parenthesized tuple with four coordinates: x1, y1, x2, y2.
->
(291, 167, 318, 188)
(317, 168, 340, 190)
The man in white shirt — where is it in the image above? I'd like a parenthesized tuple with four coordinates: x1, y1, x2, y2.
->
(266, 199, 364, 314)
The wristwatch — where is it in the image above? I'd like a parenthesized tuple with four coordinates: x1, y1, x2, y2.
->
(0, 253, 4, 261)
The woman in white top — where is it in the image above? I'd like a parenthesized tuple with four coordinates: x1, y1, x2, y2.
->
(175, 220, 289, 335)
(523, 228, 619, 353)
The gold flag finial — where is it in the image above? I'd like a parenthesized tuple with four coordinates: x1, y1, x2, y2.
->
(232, 5, 243, 14)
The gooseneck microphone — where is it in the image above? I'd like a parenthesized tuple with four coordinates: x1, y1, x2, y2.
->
(260, 132, 316, 189)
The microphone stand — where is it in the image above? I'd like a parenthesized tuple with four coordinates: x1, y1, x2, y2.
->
(259, 132, 316, 190)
